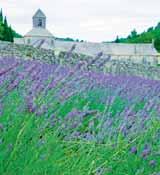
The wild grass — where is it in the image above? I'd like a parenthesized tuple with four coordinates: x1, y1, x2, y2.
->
(0, 89, 160, 175)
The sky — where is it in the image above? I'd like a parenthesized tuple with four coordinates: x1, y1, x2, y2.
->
(1, 0, 160, 42)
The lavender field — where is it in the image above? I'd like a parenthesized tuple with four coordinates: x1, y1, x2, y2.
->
(0, 56, 160, 175)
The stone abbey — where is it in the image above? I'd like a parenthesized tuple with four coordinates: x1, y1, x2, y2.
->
(14, 9, 54, 49)
(14, 9, 159, 63)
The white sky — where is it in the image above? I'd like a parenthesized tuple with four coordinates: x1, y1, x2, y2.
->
(0, 0, 160, 42)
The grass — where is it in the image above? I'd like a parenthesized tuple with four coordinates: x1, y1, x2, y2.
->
(0, 89, 160, 175)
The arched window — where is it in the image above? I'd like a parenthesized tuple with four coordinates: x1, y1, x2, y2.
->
(38, 19, 43, 27)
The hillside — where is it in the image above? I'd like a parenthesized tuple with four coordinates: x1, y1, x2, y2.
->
(114, 22, 160, 52)
(0, 9, 21, 42)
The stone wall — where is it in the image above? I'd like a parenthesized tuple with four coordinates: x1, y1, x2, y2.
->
(0, 41, 56, 63)
(1, 41, 160, 80)
(15, 38, 158, 56)
(54, 40, 158, 56)
(1, 41, 160, 66)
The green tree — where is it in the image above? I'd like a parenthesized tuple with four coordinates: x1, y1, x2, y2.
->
(115, 36, 120, 43)
(0, 22, 4, 40)
(147, 27, 154, 32)
(0, 8, 3, 40)
(130, 29, 137, 38)
(0, 9, 3, 23)
(3, 16, 9, 41)
(154, 38, 160, 52)
(155, 22, 160, 29)
(0, 8, 21, 42)
(8, 26, 14, 42)
(2, 16, 14, 42)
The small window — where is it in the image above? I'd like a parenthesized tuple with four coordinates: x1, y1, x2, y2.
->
(38, 19, 43, 27)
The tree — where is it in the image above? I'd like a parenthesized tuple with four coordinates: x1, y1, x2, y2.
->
(3, 16, 14, 42)
(155, 22, 160, 29)
(115, 36, 120, 43)
(8, 26, 14, 42)
(130, 29, 137, 38)
(3, 16, 10, 41)
(0, 23, 4, 40)
(0, 8, 20, 42)
(0, 8, 3, 40)
(147, 27, 153, 32)
(154, 38, 160, 52)
(0, 9, 3, 23)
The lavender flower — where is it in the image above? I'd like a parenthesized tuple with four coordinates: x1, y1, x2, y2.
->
(142, 145, 151, 158)
(149, 160, 157, 167)
(0, 123, 3, 131)
(1, 56, 160, 145)
(130, 146, 137, 154)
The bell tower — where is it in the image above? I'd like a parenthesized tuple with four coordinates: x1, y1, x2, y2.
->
(32, 9, 46, 28)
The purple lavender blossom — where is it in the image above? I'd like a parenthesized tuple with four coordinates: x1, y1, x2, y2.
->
(130, 146, 137, 154)
(0, 123, 3, 131)
(149, 160, 157, 167)
(1, 56, 160, 144)
(142, 145, 151, 158)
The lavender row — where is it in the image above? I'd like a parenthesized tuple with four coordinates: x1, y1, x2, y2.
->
(0, 57, 160, 144)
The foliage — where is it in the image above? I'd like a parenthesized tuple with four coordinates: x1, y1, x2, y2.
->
(113, 22, 160, 52)
(154, 37, 160, 52)
(12, 29, 22, 38)
(0, 8, 22, 42)
(56, 37, 84, 42)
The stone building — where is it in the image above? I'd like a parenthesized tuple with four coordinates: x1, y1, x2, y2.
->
(14, 9, 159, 60)
(14, 9, 54, 49)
